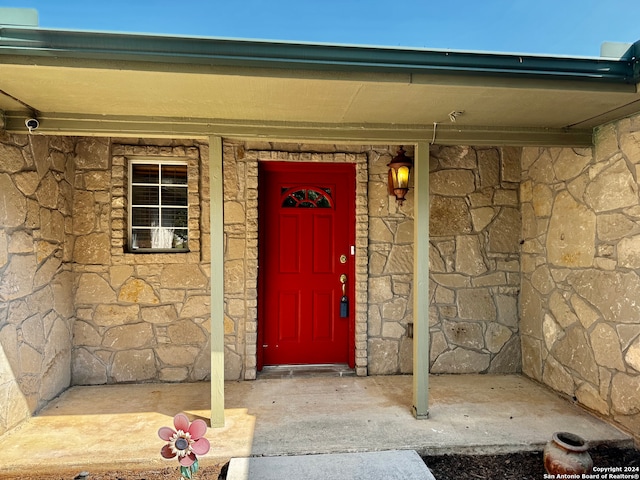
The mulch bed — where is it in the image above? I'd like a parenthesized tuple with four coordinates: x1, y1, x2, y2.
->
(423, 446, 640, 480)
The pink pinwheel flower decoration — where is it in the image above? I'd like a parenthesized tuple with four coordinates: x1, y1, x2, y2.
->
(159, 413, 211, 467)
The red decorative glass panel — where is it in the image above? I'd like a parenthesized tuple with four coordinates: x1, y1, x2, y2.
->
(281, 187, 333, 208)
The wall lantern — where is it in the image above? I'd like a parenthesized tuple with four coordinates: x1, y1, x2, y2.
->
(387, 146, 413, 205)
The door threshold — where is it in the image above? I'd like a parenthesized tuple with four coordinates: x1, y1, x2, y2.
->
(258, 364, 355, 379)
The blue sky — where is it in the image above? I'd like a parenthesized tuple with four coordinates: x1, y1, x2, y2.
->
(2, 0, 639, 56)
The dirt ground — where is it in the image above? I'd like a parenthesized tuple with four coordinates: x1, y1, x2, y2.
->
(424, 446, 640, 480)
(2, 446, 638, 479)
(0, 465, 226, 480)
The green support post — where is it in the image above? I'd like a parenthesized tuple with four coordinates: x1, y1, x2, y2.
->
(209, 136, 225, 427)
(412, 141, 430, 419)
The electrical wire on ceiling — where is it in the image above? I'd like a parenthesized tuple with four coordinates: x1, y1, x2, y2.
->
(448, 110, 464, 122)
(431, 110, 465, 144)
(0, 88, 40, 117)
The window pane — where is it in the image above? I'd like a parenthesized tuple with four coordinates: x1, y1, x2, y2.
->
(162, 164, 188, 185)
(129, 161, 189, 252)
(316, 196, 331, 208)
(131, 229, 152, 249)
(132, 185, 159, 205)
(161, 186, 188, 206)
(282, 196, 297, 208)
(172, 229, 188, 249)
(308, 190, 320, 201)
(132, 207, 159, 226)
(281, 187, 332, 208)
(133, 229, 188, 250)
(132, 164, 159, 184)
(161, 208, 188, 228)
(150, 228, 175, 249)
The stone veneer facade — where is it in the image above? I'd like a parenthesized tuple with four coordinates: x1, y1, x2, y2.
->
(1, 114, 639, 440)
(520, 113, 640, 437)
(0, 133, 76, 435)
(0, 134, 213, 436)
(71, 139, 212, 386)
(221, 141, 371, 379)
(221, 141, 523, 378)
(429, 145, 522, 374)
(222, 142, 421, 379)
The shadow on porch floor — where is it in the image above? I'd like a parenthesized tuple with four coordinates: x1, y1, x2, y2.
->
(0, 374, 632, 476)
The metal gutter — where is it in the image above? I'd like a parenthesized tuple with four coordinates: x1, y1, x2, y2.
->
(0, 26, 638, 84)
(632, 41, 640, 82)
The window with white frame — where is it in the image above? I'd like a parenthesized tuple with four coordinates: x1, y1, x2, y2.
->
(128, 159, 189, 252)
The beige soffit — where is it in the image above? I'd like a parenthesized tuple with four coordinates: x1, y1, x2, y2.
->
(0, 28, 638, 145)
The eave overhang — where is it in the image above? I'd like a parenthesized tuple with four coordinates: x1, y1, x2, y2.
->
(0, 26, 638, 146)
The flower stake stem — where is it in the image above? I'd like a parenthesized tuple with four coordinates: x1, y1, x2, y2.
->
(159, 413, 211, 480)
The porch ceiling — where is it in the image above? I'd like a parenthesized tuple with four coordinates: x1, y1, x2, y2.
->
(1, 28, 639, 145)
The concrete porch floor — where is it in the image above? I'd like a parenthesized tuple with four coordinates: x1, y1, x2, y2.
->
(0, 374, 633, 476)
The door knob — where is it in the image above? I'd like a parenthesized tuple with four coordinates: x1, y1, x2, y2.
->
(339, 274, 349, 318)
(339, 274, 347, 296)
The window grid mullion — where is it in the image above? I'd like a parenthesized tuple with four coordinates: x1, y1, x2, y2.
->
(129, 160, 189, 251)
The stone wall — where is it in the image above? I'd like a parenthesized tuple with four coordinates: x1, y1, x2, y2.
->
(221, 141, 370, 379)
(0, 133, 75, 436)
(71, 139, 212, 385)
(367, 146, 415, 374)
(221, 142, 522, 377)
(520, 113, 640, 437)
(429, 145, 522, 373)
(221, 140, 257, 380)
(3, 121, 639, 436)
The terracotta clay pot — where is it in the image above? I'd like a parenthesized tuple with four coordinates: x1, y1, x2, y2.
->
(544, 432, 593, 475)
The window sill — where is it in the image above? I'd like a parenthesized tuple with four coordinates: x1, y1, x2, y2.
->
(127, 248, 191, 254)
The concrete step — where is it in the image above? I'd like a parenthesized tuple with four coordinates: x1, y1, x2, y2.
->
(258, 364, 355, 379)
(226, 449, 436, 480)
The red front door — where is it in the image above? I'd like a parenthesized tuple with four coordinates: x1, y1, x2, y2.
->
(258, 162, 355, 368)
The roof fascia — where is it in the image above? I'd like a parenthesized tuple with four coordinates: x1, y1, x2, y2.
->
(3, 111, 593, 147)
(0, 26, 637, 84)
